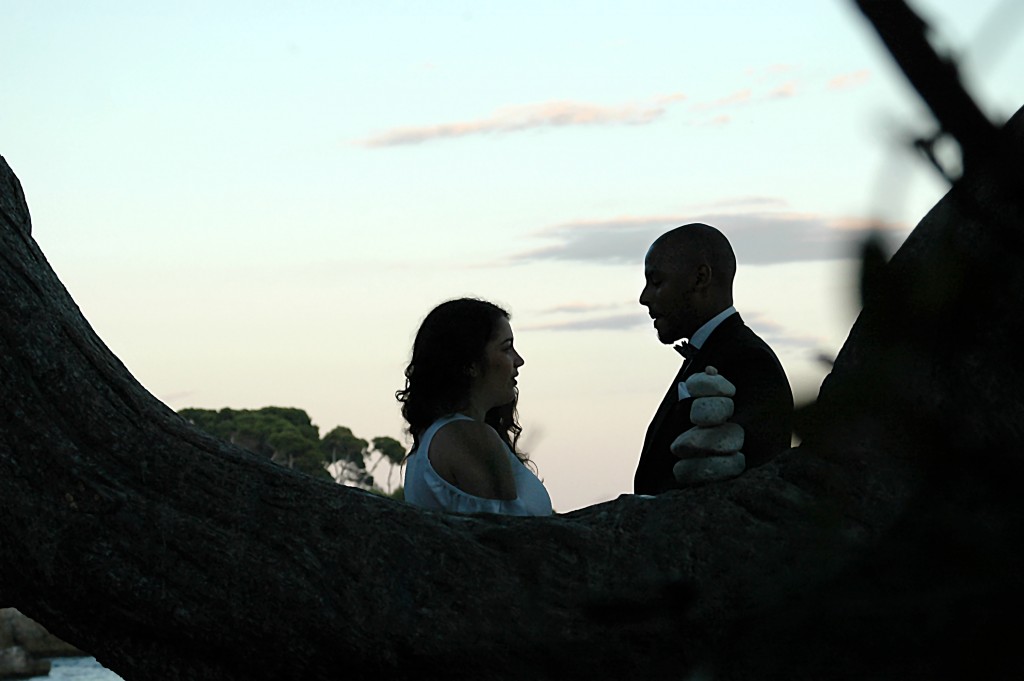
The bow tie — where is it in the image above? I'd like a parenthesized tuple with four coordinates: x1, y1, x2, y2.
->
(674, 341, 697, 360)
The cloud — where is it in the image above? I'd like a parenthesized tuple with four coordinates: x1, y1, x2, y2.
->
(520, 300, 646, 332)
(767, 81, 799, 99)
(520, 312, 647, 332)
(689, 65, 799, 112)
(690, 89, 752, 112)
(510, 215, 670, 266)
(741, 311, 824, 350)
(365, 65, 866, 145)
(520, 304, 831, 344)
(359, 93, 687, 148)
(508, 207, 910, 267)
(683, 66, 867, 124)
(827, 70, 870, 91)
(536, 301, 625, 315)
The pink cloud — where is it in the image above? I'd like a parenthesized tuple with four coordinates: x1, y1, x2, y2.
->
(519, 312, 645, 333)
(358, 93, 687, 148)
(827, 70, 870, 90)
(538, 301, 625, 315)
(690, 88, 752, 112)
(768, 81, 799, 99)
(506, 206, 913, 266)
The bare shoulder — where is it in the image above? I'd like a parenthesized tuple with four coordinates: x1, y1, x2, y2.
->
(428, 419, 516, 500)
(430, 419, 507, 466)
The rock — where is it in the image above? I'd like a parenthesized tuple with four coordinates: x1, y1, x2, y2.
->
(685, 367, 736, 397)
(672, 422, 745, 455)
(673, 452, 746, 484)
(1, 608, 82, 679)
(0, 645, 50, 680)
(690, 396, 735, 426)
(1, 608, 81, 659)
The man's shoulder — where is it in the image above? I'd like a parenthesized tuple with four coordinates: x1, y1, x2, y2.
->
(701, 316, 788, 383)
(706, 314, 777, 356)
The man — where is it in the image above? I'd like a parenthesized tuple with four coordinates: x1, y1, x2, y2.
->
(635, 223, 793, 494)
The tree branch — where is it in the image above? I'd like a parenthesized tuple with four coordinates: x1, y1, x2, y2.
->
(854, 0, 1005, 175)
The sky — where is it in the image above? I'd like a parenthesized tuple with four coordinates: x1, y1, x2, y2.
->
(3, 0, 1023, 512)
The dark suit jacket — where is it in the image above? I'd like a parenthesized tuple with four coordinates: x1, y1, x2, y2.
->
(634, 312, 794, 495)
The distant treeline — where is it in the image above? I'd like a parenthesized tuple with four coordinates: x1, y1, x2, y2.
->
(178, 406, 406, 497)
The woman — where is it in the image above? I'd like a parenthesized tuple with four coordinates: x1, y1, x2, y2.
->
(398, 298, 552, 516)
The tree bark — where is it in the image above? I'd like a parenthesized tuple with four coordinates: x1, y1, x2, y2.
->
(0, 159, 905, 677)
(2, 10, 1024, 678)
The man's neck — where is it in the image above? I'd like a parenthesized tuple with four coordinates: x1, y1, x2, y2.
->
(687, 306, 737, 349)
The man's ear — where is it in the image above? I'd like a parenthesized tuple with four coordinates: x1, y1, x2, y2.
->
(694, 263, 713, 290)
(467, 363, 481, 379)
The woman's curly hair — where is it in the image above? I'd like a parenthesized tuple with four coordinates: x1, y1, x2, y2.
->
(396, 298, 524, 460)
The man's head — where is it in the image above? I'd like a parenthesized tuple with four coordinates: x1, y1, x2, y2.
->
(639, 223, 736, 344)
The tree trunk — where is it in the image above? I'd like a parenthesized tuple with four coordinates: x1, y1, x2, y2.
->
(0, 159, 890, 679)
(3, 13, 1024, 680)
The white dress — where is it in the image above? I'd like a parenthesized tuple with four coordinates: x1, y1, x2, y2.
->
(403, 414, 553, 516)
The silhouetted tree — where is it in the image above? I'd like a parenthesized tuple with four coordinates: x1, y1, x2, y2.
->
(369, 436, 406, 491)
(320, 426, 369, 469)
(179, 407, 331, 481)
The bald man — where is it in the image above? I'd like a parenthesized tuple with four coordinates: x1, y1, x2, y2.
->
(635, 223, 794, 494)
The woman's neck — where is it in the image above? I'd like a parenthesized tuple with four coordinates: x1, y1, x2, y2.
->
(459, 402, 487, 422)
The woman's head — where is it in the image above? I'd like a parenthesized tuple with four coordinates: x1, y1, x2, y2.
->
(397, 298, 525, 455)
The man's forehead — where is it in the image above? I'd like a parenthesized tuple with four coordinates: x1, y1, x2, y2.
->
(645, 241, 687, 269)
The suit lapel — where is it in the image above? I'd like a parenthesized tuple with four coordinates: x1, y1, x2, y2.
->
(646, 362, 686, 440)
